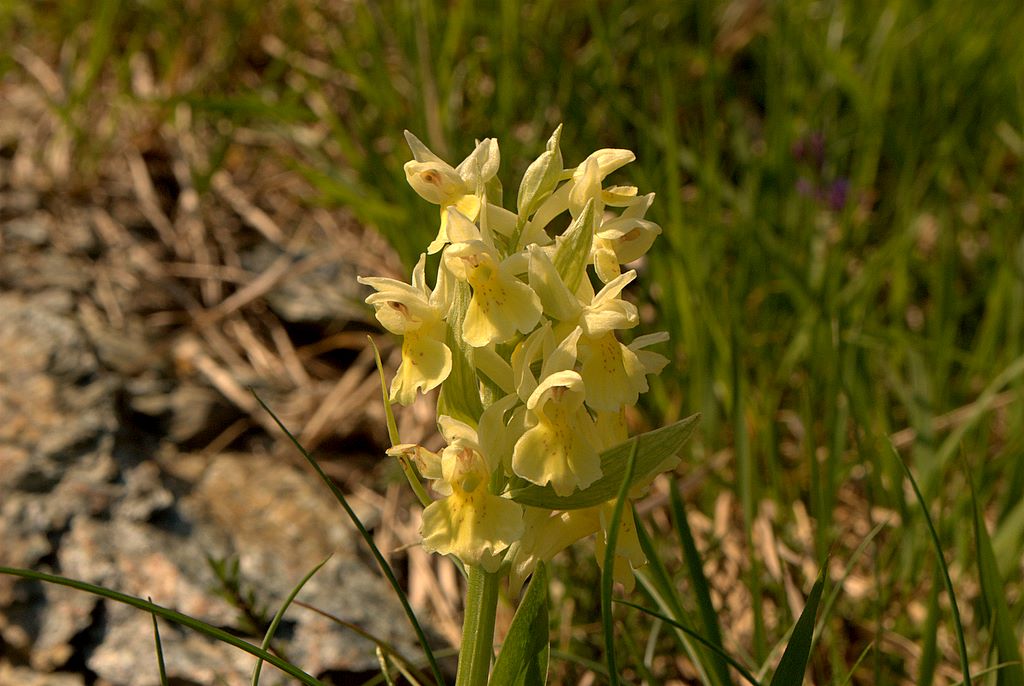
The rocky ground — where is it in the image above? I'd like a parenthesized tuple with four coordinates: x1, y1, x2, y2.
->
(0, 73, 455, 685)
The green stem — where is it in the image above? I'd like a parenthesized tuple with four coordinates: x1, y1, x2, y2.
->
(455, 566, 500, 686)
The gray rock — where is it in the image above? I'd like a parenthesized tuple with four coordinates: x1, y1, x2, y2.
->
(0, 292, 423, 685)
(240, 243, 367, 324)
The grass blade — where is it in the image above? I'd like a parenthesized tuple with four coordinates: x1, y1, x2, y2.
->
(616, 599, 762, 686)
(965, 455, 1024, 686)
(917, 564, 941, 686)
(669, 478, 732, 686)
(149, 597, 169, 686)
(251, 391, 446, 686)
(815, 520, 888, 645)
(768, 564, 825, 686)
(377, 647, 398, 686)
(601, 438, 639, 686)
(951, 664, 1024, 686)
(889, 443, 972, 686)
(0, 566, 324, 685)
(252, 556, 330, 685)
(634, 518, 713, 685)
(838, 640, 875, 686)
(550, 648, 611, 679)
(293, 600, 429, 685)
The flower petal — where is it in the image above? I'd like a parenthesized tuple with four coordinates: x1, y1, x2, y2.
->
(359, 276, 435, 334)
(514, 371, 601, 496)
(405, 160, 467, 205)
(390, 329, 452, 405)
(580, 333, 647, 412)
(594, 505, 646, 592)
(507, 507, 599, 594)
(448, 243, 542, 347)
(420, 491, 524, 572)
(387, 444, 443, 480)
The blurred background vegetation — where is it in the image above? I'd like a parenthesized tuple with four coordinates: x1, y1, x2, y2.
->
(3, 0, 1023, 683)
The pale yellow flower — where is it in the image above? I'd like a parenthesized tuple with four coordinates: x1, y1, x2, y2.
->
(419, 416, 524, 571)
(510, 324, 581, 403)
(594, 408, 629, 450)
(592, 503, 646, 592)
(579, 332, 648, 412)
(507, 500, 646, 593)
(507, 507, 599, 594)
(527, 244, 583, 322)
(568, 157, 604, 218)
(510, 323, 555, 401)
(358, 256, 452, 405)
(387, 443, 442, 480)
(592, 194, 662, 283)
(403, 131, 499, 254)
(565, 270, 654, 411)
(519, 147, 636, 248)
(444, 241, 542, 347)
(512, 369, 601, 496)
(579, 270, 640, 337)
(628, 332, 671, 377)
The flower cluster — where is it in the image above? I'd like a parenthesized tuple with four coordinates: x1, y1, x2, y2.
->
(360, 128, 670, 590)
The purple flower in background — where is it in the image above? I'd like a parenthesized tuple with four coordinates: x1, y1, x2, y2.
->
(825, 178, 850, 211)
(791, 130, 850, 211)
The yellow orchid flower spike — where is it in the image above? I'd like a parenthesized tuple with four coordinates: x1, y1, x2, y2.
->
(361, 131, 683, 639)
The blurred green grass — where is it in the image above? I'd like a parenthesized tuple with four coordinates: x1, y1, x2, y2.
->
(4, 0, 1023, 682)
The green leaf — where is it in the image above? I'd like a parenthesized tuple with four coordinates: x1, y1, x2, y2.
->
(491, 563, 550, 686)
(967, 459, 1024, 686)
(438, 280, 485, 424)
(552, 197, 597, 292)
(517, 125, 563, 219)
(509, 414, 699, 510)
(768, 565, 825, 686)
(0, 566, 325, 686)
(890, 444, 972, 686)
